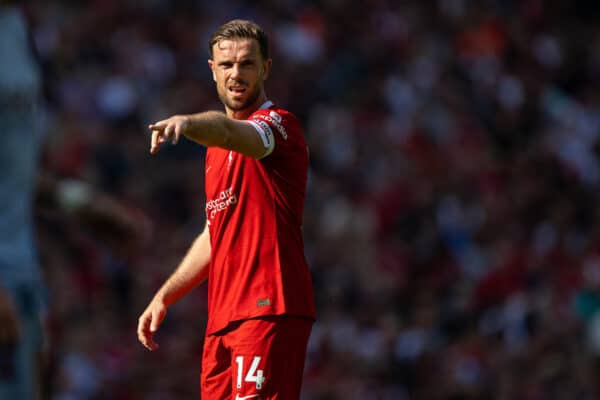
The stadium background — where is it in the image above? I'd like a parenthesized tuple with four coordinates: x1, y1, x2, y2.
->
(20, 0, 600, 398)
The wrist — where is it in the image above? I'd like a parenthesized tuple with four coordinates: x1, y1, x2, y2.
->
(154, 291, 169, 307)
(181, 115, 193, 138)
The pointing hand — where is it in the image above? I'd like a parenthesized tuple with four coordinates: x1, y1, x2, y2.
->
(148, 115, 191, 154)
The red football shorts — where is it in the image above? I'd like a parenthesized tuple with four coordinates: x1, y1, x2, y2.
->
(200, 315, 313, 400)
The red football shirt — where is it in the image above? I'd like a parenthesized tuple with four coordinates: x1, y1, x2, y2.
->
(204, 101, 315, 335)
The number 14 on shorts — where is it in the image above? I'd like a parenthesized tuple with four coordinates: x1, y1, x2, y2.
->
(235, 356, 265, 390)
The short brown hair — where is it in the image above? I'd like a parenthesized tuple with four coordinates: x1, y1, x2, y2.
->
(209, 19, 269, 60)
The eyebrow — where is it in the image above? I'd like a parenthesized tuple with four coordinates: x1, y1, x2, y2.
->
(217, 56, 256, 65)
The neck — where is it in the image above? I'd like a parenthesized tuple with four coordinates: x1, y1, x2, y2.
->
(226, 92, 268, 120)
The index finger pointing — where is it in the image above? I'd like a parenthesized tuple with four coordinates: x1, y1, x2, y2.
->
(149, 119, 169, 130)
(150, 130, 160, 154)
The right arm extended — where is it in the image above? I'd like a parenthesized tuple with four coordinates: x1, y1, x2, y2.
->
(148, 111, 271, 159)
(137, 223, 211, 351)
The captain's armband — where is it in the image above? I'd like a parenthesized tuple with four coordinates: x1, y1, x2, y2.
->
(246, 120, 275, 158)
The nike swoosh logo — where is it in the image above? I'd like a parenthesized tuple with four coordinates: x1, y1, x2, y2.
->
(235, 394, 260, 400)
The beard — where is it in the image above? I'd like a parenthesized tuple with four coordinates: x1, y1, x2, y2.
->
(218, 82, 262, 112)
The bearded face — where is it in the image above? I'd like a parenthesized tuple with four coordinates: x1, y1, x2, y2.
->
(209, 38, 271, 116)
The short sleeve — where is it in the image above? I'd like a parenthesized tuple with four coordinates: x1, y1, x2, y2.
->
(248, 109, 300, 160)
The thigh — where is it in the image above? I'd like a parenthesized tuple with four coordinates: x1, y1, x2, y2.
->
(201, 333, 232, 400)
(225, 316, 313, 400)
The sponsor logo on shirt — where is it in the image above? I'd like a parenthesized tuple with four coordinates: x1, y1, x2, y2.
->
(254, 113, 288, 140)
(206, 187, 237, 219)
(256, 298, 271, 307)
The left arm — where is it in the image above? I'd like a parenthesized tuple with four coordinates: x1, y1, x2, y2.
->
(148, 111, 269, 159)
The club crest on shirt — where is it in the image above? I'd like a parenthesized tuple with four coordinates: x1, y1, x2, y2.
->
(228, 151, 233, 169)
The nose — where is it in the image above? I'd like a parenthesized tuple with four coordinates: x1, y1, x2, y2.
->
(230, 63, 241, 79)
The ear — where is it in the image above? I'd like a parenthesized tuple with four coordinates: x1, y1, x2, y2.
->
(208, 59, 216, 82)
(262, 58, 273, 81)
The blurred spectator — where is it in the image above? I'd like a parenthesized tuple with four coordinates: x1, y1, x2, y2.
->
(0, 3, 47, 399)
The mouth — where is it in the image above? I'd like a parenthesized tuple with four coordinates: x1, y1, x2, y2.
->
(228, 85, 247, 96)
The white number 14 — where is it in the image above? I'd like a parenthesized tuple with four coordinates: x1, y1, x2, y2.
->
(235, 356, 265, 390)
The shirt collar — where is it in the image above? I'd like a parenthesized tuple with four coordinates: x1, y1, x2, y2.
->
(259, 100, 273, 110)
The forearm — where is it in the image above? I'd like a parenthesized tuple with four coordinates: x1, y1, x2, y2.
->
(154, 226, 211, 307)
(185, 111, 233, 148)
(182, 111, 267, 158)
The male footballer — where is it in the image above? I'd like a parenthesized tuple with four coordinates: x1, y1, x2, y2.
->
(137, 19, 315, 400)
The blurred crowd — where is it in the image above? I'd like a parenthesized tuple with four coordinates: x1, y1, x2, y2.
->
(19, 0, 600, 398)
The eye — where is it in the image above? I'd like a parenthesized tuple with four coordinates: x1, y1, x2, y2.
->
(219, 62, 233, 69)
